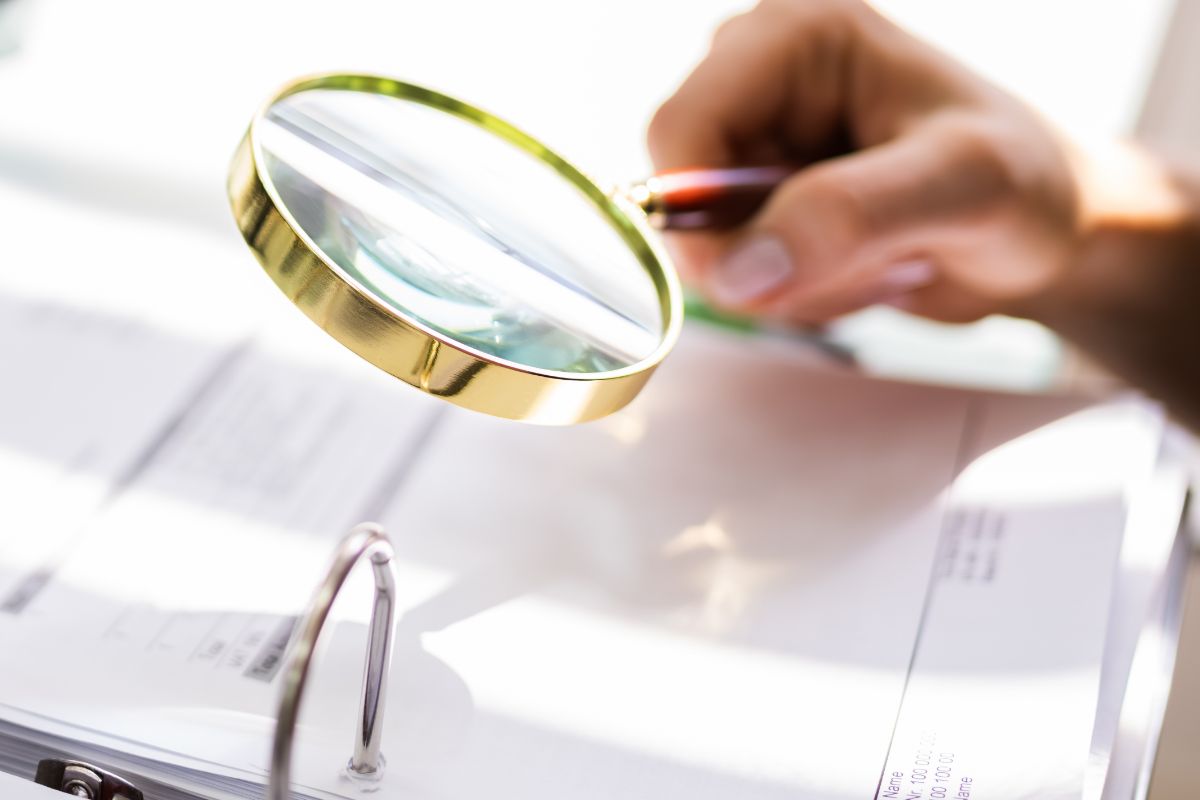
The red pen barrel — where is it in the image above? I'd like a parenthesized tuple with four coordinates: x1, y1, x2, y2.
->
(642, 165, 793, 231)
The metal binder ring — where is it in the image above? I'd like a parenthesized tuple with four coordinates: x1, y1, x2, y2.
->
(268, 523, 398, 800)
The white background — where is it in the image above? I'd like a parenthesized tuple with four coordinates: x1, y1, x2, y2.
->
(0, 0, 1175, 361)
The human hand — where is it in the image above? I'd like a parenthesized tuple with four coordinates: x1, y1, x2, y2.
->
(647, 0, 1091, 325)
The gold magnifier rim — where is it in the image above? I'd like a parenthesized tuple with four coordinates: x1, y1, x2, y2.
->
(227, 72, 682, 425)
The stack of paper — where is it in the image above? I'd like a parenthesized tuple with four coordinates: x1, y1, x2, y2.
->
(0, 294, 1187, 800)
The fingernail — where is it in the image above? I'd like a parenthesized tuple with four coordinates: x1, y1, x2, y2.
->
(882, 293, 915, 312)
(710, 236, 794, 305)
(878, 260, 936, 292)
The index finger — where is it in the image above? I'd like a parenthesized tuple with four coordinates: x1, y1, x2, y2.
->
(646, 1, 857, 172)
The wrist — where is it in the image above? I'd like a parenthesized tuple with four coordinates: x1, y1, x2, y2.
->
(1022, 140, 1200, 328)
(1023, 140, 1200, 426)
(1074, 140, 1195, 235)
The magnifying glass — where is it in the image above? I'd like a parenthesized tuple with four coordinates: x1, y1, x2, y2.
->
(228, 74, 788, 425)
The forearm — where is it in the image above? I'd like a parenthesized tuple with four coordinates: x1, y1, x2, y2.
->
(1027, 144, 1200, 428)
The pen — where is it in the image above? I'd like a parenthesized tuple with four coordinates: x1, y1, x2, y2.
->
(629, 165, 794, 231)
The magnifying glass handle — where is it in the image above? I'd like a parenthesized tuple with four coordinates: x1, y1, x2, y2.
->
(631, 165, 794, 231)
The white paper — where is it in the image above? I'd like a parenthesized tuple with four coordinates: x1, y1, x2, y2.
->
(0, 305, 1172, 800)
(0, 295, 231, 605)
(0, 770, 60, 800)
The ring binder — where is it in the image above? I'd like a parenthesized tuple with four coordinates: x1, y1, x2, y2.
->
(268, 523, 398, 800)
(26, 525, 399, 800)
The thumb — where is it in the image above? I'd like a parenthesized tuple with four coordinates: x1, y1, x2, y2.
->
(702, 121, 994, 313)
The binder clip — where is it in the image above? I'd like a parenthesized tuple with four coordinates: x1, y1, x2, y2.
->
(268, 522, 399, 800)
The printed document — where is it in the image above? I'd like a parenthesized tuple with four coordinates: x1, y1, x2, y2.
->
(0, 296, 1180, 800)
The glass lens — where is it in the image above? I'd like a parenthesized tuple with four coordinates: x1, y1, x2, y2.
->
(257, 87, 664, 374)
